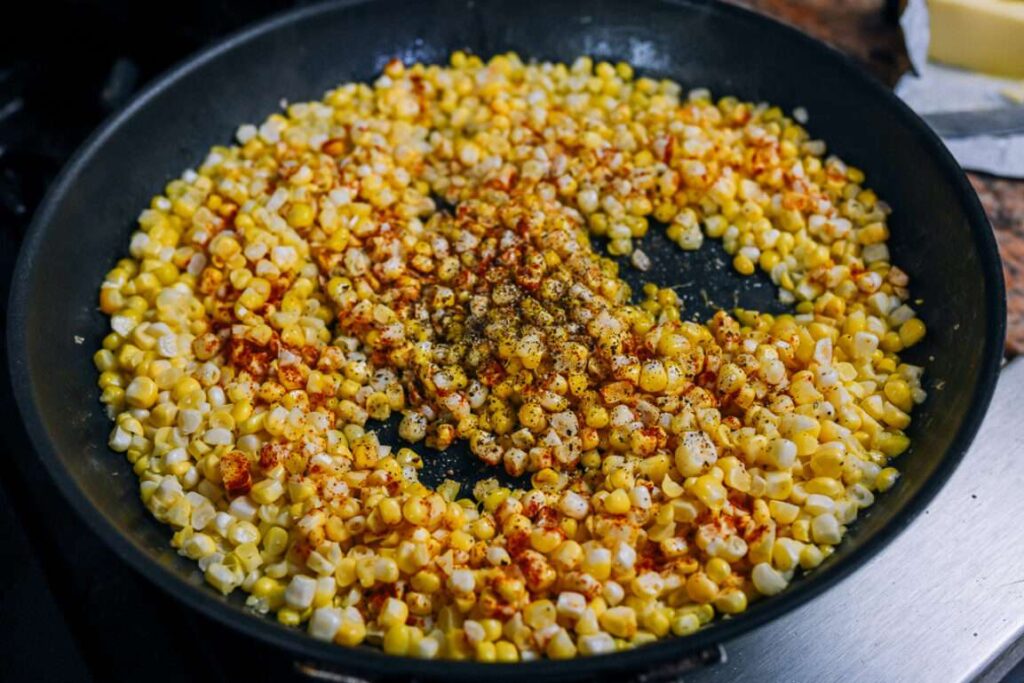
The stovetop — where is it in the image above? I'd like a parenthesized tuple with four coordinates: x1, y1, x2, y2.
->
(2, 3, 1023, 682)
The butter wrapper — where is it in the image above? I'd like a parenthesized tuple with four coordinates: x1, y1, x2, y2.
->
(895, 0, 1024, 179)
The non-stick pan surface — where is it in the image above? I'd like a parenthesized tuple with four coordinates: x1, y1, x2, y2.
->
(7, 1, 1005, 680)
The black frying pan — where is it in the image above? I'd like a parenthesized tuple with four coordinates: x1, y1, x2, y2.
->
(7, 1, 1006, 681)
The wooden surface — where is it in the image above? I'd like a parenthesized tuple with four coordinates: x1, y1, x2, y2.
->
(730, 0, 1024, 355)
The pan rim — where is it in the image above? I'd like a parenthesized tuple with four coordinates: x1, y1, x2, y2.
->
(7, 0, 1007, 678)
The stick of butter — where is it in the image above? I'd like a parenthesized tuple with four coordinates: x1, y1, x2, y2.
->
(928, 0, 1024, 78)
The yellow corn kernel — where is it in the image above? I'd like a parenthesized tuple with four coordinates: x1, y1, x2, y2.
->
(883, 379, 913, 413)
(604, 489, 631, 515)
(791, 519, 811, 543)
(877, 431, 911, 457)
(125, 376, 158, 408)
(518, 403, 547, 432)
(545, 629, 578, 660)
(733, 254, 756, 276)
(876, 467, 900, 492)
(685, 572, 718, 604)
(689, 475, 727, 511)
(335, 616, 366, 647)
(384, 625, 411, 655)
(639, 360, 668, 393)
(277, 608, 301, 627)
(287, 202, 315, 228)
(524, 600, 557, 629)
(475, 641, 497, 662)
(671, 612, 701, 636)
(768, 500, 800, 524)
(494, 640, 519, 663)
(714, 587, 748, 615)
(598, 606, 637, 639)
(898, 318, 926, 347)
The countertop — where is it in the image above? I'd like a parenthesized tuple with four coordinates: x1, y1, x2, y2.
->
(733, 0, 1024, 355)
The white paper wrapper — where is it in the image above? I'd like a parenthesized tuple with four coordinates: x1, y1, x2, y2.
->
(894, 0, 1024, 178)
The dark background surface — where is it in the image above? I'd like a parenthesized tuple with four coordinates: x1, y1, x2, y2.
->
(0, 3, 355, 680)
(0, 2, 1019, 682)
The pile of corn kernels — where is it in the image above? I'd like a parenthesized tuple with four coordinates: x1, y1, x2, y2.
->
(95, 53, 927, 661)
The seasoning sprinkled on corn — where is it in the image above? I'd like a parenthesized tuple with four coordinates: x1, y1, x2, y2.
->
(96, 52, 926, 660)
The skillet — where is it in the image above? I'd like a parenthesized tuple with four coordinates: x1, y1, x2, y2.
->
(7, 0, 1006, 680)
